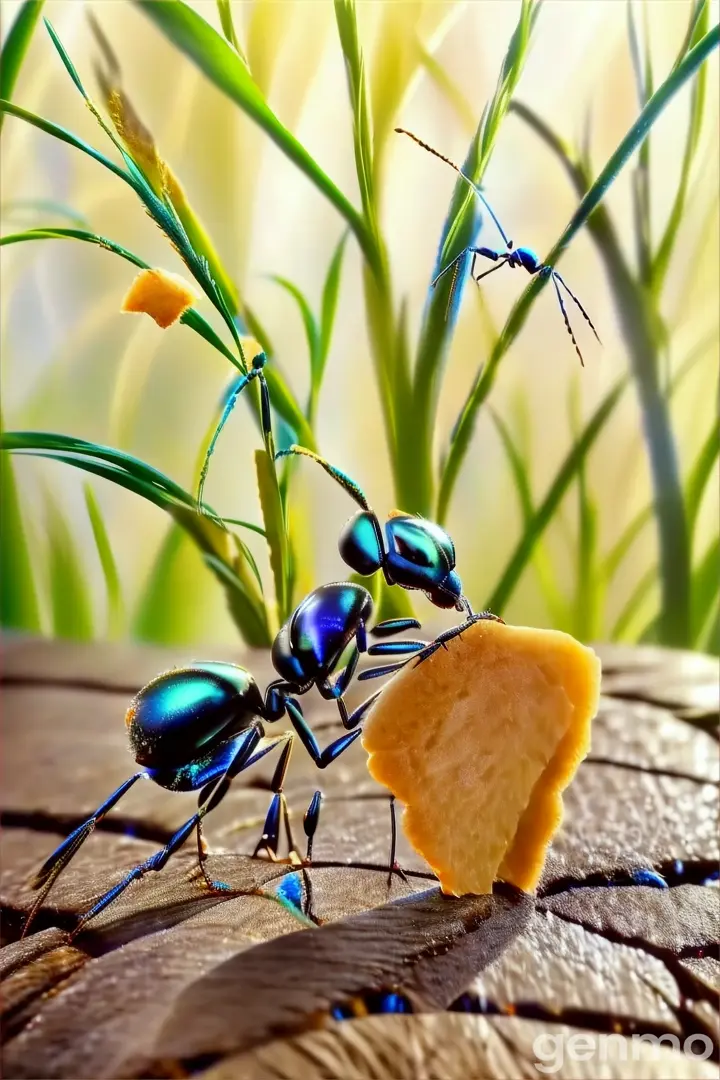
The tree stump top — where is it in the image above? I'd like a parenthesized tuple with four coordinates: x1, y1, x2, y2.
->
(1, 638, 718, 1079)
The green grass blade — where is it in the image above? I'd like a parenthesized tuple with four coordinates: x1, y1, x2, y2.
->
(373, 576, 416, 622)
(685, 416, 719, 537)
(652, 1, 710, 291)
(270, 276, 319, 372)
(0, 0, 45, 132)
(0, 449, 41, 631)
(218, 517, 266, 538)
(611, 564, 656, 640)
(201, 553, 271, 646)
(408, 0, 537, 516)
(490, 408, 568, 627)
(255, 448, 288, 628)
(334, 0, 376, 229)
(486, 378, 627, 614)
(702, 600, 719, 655)
(2, 224, 246, 371)
(43, 493, 94, 640)
(602, 504, 654, 584)
(133, 523, 201, 643)
(0, 99, 130, 184)
(416, 39, 476, 135)
(41, 18, 245, 359)
(691, 536, 719, 645)
(215, 0, 248, 65)
(317, 232, 348, 406)
(1, 198, 88, 227)
(569, 380, 601, 640)
(2, 431, 197, 507)
(0, 226, 145, 267)
(83, 483, 124, 638)
(490, 409, 534, 521)
(135, 0, 374, 269)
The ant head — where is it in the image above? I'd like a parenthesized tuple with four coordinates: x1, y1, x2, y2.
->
(383, 514, 463, 609)
(516, 247, 541, 273)
(339, 510, 384, 576)
(425, 571, 464, 610)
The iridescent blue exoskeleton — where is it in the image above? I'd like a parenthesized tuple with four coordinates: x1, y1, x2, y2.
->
(274, 446, 467, 613)
(22, 582, 426, 939)
(396, 128, 601, 367)
(270, 445, 505, 681)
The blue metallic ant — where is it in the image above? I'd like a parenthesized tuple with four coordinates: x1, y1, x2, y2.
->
(23, 582, 426, 939)
(396, 128, 601, 367)
(271, 444, 504, 679)
(274, 445, 468, 613)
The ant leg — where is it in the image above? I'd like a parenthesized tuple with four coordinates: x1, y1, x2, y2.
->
(548, 273, 586, 367)
(357, 659, 411, 682)
(413, 611, 504, 667)
(253, 735, 296, 860)
(284, 698, 362, 769)
(300, 790, 323, 920)
(367, 639, 427, 657)
(22, 771, 147, 939)
(370, 617, 421, 637)
(388, 796, 408, 888)
(71, 811, 206, 939)
(553, 271, 601, 343)
(473, 257, 509, 285)
(71, 726, 266, 937)
(430, 247, 469, 289)
(303, 791, 323, 864)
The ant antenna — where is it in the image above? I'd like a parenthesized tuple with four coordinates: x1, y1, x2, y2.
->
(395, 128, 510, 248)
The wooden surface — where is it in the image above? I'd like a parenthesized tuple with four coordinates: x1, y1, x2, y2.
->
(1, 637, 718, 1079)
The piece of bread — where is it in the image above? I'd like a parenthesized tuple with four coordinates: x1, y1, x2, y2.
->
(361, 619, 601, 895)
(121, 268, 197, 328)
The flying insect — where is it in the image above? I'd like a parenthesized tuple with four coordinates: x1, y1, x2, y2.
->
(396, 127, 600, 367)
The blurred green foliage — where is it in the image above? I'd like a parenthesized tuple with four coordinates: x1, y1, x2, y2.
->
(1, 0, 717, 653)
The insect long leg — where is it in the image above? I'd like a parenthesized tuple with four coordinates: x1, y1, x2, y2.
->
(388, 796, 408, 888)
(431, 247, 470, 289)
(473, 255, 510, 284)
(413, 610, 504, 667)
(253, 734, 296, 860)
(395, 128, 511, 247)
(301, 790, 323, 920)
(303, 790, 323, 863)
(283, 698, 362, 769)
(370, 617, 422, 637)
(357, 659, 412, 682)
(22, 772, 147, 939)
(553, 271, 601, 343)
(71, 811, 205, 939)
(549, 273, 585, 367)
(71, 725, 266, 938)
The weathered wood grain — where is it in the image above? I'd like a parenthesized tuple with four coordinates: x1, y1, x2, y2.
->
(1, 638, 718, 1079)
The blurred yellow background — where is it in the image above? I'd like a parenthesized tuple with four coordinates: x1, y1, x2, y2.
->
(1, 0, 718, 646)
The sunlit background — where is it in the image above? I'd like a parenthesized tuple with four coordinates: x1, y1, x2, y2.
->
(2, 0, 718, 652)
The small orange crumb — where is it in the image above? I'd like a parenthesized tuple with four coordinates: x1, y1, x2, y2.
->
(121, 268, 197, 328)
(361, 619, 601, 896)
